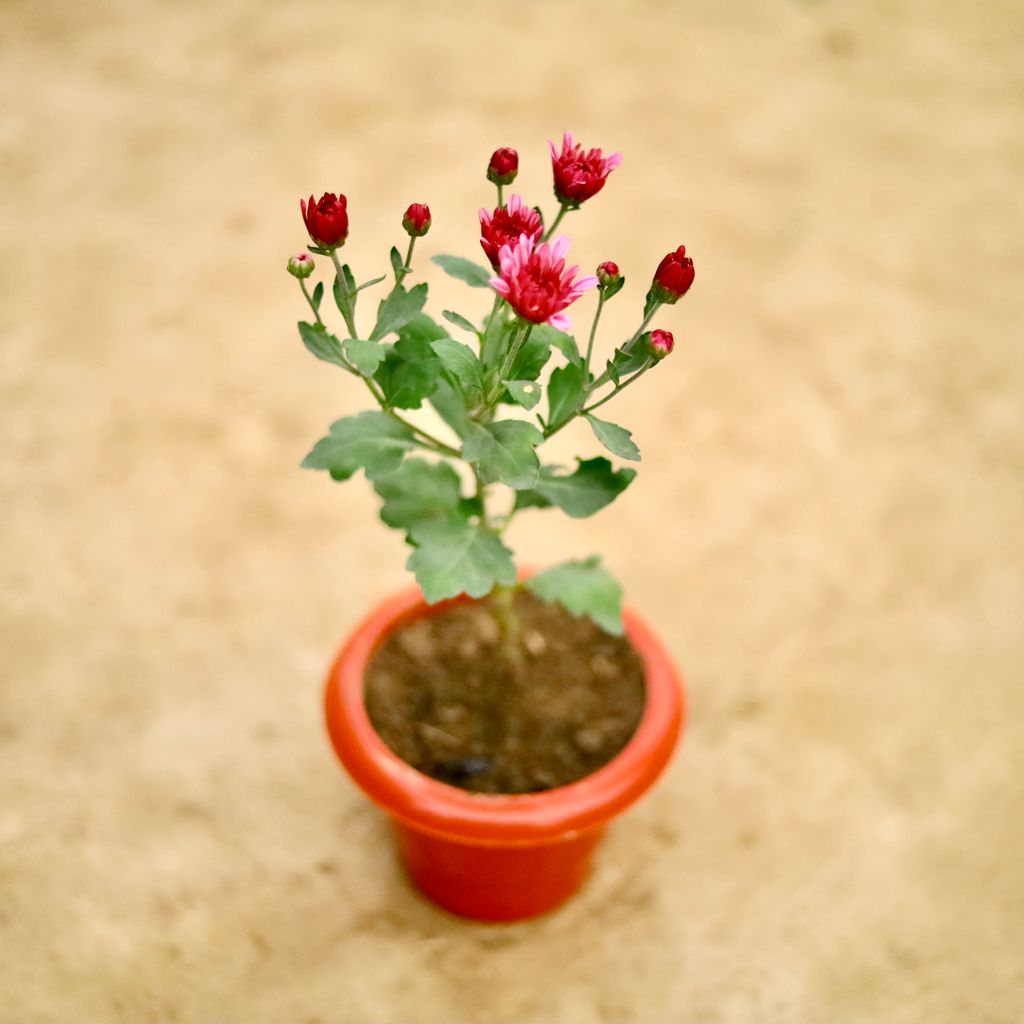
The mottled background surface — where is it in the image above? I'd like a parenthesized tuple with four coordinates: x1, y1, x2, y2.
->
(2, 1, 1022, 1021)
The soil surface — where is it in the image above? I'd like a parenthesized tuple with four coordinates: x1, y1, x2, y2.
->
(365, 592, 646, 793)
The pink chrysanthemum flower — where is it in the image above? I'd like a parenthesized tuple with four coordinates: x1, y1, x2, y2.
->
(479, 194, 543, 269)
(549, 131, 623, 207)
(490, 234, 598, 331)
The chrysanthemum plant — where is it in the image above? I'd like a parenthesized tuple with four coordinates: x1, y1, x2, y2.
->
(290, 134, 694, 641)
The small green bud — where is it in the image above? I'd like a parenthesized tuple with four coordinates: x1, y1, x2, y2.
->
(287, 253, 316, 279)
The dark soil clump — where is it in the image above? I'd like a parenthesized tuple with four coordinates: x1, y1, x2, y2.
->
(364, 590, 646, 794)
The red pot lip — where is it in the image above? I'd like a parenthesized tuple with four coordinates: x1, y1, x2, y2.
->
(324, 583, 686, 846)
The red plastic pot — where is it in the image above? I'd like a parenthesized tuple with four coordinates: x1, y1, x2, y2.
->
(323, 585, 686, 921)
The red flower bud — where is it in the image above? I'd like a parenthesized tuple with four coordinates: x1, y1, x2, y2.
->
(487, 147, 519, 186)
(479, 194, 542, 269)
(648, 329, 675, 359)
(300, 192, 349, 248)
(402, 202, 431, 237)
(651, 245, 695, 303)
(549, 131, 622, 207)
(596, 261, 621, 286)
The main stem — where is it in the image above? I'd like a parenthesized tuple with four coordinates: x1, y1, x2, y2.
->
(541, 203, 570, 242)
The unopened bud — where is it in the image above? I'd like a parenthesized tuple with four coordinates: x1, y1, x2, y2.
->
(287, 253, 316, 279)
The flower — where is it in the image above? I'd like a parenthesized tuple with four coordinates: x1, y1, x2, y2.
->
(548, 131, 623, 207)
(490, 234, 598, 331)
(648, 329, 675, 359)
(651, 245, 695, 302)
(402, 203, 431, 237)
(487, 147, 519, 186)
(596, 261, 621, 287)
(479, 194, 543, 269)
(287, 253, 315, 279)
(301, 192, 349, 248)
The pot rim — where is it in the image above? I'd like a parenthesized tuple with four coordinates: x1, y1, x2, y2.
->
(324, 584, 685, 846)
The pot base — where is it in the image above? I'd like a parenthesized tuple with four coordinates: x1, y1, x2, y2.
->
(394, 822, 605, 921)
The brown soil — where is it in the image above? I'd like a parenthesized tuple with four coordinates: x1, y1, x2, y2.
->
(364, 591, 646, 794)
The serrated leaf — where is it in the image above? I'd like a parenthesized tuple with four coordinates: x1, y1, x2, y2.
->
(371, 283, 428, 341)
(505, 380, 542, 411)
(407, 519, 516, 603)
(526, 557, 624, 635)
(311, 281, 324, 314)
(442, 310, 479, 335)
(431, 254, 493, 289)
(527, 457, 637, 518)
(547, 362, 587, 428)
(301, 411, 416, 481)
(431, 338, 484, 404)
(342, 338, 386, 377)
(374, 315, 444, 409)
(429, 379, 474, 439)
(532, 324, 581, 365)
(372, 458, 465, 531)
(462, 420, 543, 489)
(586, 414, 641, 461)
(298, 321, 347, 369)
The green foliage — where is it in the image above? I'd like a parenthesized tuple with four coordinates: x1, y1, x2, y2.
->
(505, 380, 542, 410)
(516, 457, 637, 518)
(374, 315, 444, 409)
(311, 282, 324, 315)
(547, 363, 587, 427)
(407, 519, 517, 603)
(533, 324, 581, 366)
(429, 379, 474, 439)
(298, 322, 347, 369)
(371, 283, 428, 341)
(508, 328, 552, 381)
(525, 557, 624, 635)
(342, 338, 386, 377)
(431, 338, 485, 406)
(302, 412, 416, 481)
(373, 458, 466, 531)
(605, 343, 649, 385)
(430, 254, 493, 288)
(462, 420, 544, 489)
(442, 310, 479, 335)
(586, 414, 641, 461)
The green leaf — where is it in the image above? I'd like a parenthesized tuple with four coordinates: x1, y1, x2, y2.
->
(431, 254, 493, 289)
(407, 519, 516, 603)
(462, 420, 543, 489)
(505, 380, 542, 411)
(586, 414, 641, 462)
(429, 379, 474, 440)
(374, 315, 444, 409)
(332, 273, 351, 319)
(442, 310, 479, 335)
(390, 246, 404, 278)
(533, 324, 581, 365)
(508, 328, 552, 382)
(311, 282, 324, 314)
(356, 274, 387, 293)
(526, 557, 624, 635)
(342, 338, 386, 377)
(373, 458, 465, 531)
(431, 338, 484, 404)
(547, 363, 587, 428)
(298, 322, 347, 369)
(605, 343, 649, 386)
(342, 263, 357, 295)
(301, 412, 416, 481)
(520, 457, 637, 518)
(371, 283, 428, 341)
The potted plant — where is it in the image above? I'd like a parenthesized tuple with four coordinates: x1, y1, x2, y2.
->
(287, 134, 695, 921)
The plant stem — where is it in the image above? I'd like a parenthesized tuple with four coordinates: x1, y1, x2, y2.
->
(353, 372, 460, 458)
(491, 582, 523, 670)
(329, 250, 359, 338)
(299, 279, 321, 324)
(496, 183, 504, 208)
(488, 321, 533, 406)
(479, 293, 504, 368)
(541, 203, 570, 242)
(542, 360, 653, 440)
(585, 292, 605, 377)
(395, 236, 417, 287)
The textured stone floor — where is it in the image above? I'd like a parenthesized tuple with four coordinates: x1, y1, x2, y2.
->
(1, 1, 1022, 1021)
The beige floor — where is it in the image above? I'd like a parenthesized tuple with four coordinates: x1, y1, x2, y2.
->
(2, 1, 1022, 1021)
